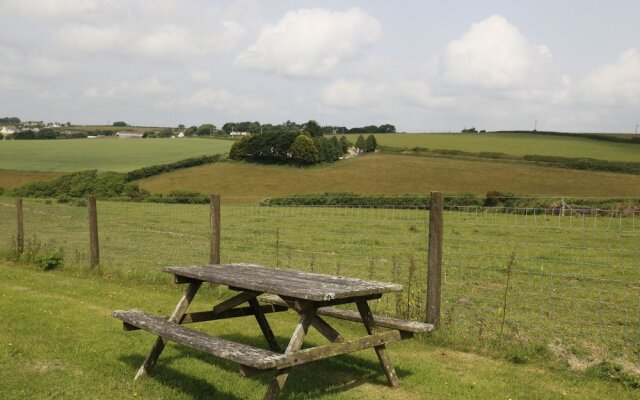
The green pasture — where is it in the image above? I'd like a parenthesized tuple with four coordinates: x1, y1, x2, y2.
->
(0, 138, 232, 172)
(0, 197, 638, 371)
(139, 154, 640, 199)
(345, 133, 640, 162)
(1, 263, 637, 399)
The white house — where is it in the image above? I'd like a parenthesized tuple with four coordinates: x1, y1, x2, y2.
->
(116, 131, 144, 139)
(230, 131, 249, 136)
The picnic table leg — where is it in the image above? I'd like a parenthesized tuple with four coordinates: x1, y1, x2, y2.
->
(248, 297, 281, 352)
(263, 305, 314, 400)
(134, 281, 202, 380)
(356, 299, 400, 387)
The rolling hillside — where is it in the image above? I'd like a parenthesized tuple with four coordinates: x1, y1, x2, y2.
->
(138, 153, 640, 199)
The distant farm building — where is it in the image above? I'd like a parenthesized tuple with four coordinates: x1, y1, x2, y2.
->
(116, 131, 144, 139)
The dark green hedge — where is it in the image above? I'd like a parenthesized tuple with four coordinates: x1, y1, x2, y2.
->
(124, 154, 220, 181)
(12, 170, 148, 200)
(146, 191, 210, 204)
(259, 192, 482, 209)
(523, 155, 640, 174)
(258, 191, 640, 214)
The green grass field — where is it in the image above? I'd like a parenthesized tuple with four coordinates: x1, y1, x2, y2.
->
(0, 138, 232, 172)
(1, 262, 636, 399)
(1, 198, 637, 372)
(346, 133, 640, 162)
(138, 154, 640, 199)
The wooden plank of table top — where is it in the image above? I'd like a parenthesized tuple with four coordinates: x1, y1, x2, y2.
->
(168, 264, 400, 291)
(164, 264, 403, 302)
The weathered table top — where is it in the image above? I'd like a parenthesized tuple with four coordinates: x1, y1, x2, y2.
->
(163, 263, 403, 302)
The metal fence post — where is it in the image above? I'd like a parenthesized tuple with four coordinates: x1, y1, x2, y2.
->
(88, 195, 99, 267)
(16, 197, 24, 254)
(426, 191, 443, 328)
(210, 194, 221, 264)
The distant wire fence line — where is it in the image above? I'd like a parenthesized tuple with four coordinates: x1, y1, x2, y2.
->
(0, 195, 638, 366)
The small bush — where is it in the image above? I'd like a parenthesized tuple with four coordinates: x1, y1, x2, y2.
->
(37, 250, 64, 271)
(505, 343, 549, 364)
(586, 362, 640, 388)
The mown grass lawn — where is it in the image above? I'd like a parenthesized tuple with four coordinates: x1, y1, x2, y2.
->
(0, 138, 232, 172)
(345, 133, 640, 163)
(0, 263, 636, 399)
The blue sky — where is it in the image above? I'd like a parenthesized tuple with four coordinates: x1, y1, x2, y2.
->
(1, 0, 638, 132)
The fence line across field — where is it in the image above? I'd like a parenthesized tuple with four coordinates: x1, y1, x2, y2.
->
(0, 194, 638, 365)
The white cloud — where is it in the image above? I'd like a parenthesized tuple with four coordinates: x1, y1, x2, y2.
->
(320, 79, 452, 110)
(134, 25, 204, 59)
(58, 25, 124, 53)
(165, 88, 273, 114)
(439, 15, 566, 92)
(59, 21, 246, 60)
(235, 8, 382, 78)
(84, 77, 174, 100)
(580, 48, 640, 106)
(0, 0, 100, 19)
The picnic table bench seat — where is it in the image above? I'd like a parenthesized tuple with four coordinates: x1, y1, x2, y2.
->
(113, 309, 283, 370)
(113, 308, 411, 373)
(259, 295, 434, 334)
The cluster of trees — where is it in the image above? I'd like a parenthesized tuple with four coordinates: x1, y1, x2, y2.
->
(460, 127, 486, 133)
(5, 129, 89, 140)
(354, 135, 378, 153)
(230, 120, 351, 165)
(182, 124, 218, 136)
(219, 121, 395, 135)
(11, 129, 59, 140)
(0, 117, 20, 124)
(346, 124, 396, 134)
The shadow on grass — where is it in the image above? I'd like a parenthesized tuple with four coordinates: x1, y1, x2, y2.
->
(119, 332, 413, 399)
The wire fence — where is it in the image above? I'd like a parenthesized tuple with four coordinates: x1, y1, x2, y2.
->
(0, 195, 638, 367)
(442, 202, 639, 364)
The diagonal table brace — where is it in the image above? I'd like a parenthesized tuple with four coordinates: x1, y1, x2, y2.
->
(134, 280, 202, 380)
(263, 302, 314, 400)
(279, 296, 344, 343)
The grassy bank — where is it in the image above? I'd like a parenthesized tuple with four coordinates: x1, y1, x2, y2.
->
(0, 262, 636, 399)
(0, 170, 63, 191)
(138, 154, 640, 199)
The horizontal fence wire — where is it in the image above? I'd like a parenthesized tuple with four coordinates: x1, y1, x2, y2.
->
(443, 201, 639, 364)
(221, 202, 429, 320)
(0, 195, 638, 367)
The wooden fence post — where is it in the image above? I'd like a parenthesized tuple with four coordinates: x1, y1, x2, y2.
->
(88, 196, 100, 267)
(210, 194, 221, 264)
(426, 191, 443, 328)
(16, 197, 24, 254)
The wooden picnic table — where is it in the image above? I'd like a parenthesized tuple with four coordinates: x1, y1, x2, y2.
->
(113, 263, 433, 399)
